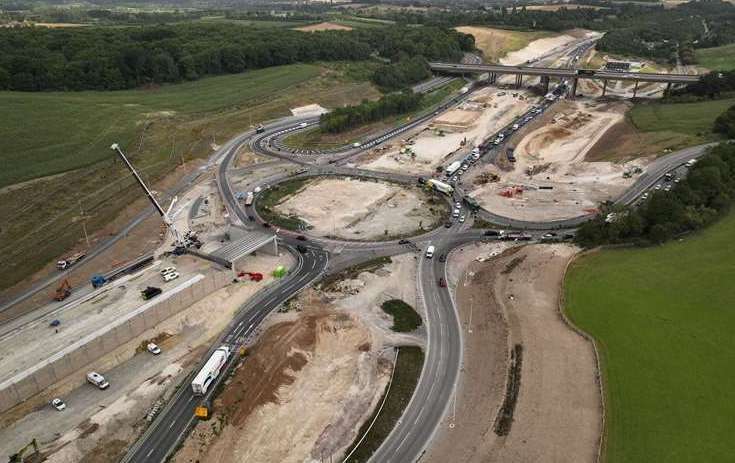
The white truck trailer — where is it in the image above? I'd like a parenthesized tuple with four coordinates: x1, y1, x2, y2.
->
(445, 161, 462, 177)
(191, 345, 231, 396)
(244, 191, 254, 206)
(427, 179, 455, 195)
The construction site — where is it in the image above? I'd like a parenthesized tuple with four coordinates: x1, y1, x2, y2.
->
(269, 176, 448, 240)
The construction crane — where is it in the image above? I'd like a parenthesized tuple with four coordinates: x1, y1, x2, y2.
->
(110, 143, 199, 252)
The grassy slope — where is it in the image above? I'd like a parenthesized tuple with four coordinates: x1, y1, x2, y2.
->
(564, 213, 735, 462)
(0, 64, 380, 291)
(345, 346, 424, 462)
(695, 44, 735, 71)
(1, 65, 322, 188)
(630, 97, 735, 138)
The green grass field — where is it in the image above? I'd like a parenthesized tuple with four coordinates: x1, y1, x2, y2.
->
(380, 299, 422, 332)
(0, 65, 323, 188)
(695, 44, 735, 71)
(630, 97, 735, 138)
(564, 212, 735, 462)
(0, 64, 380, 291)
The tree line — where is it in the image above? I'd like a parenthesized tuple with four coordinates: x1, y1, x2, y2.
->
(359, 0, 735, 65)
(0, 23, 473, 91)
(319, 91, 423, 133)
(576, 142, 735, 247)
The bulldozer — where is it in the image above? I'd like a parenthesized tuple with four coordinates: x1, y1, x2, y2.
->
(53, 279, 72, 302)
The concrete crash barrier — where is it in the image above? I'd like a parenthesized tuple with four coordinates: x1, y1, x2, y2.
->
(0, 270, 231, 413)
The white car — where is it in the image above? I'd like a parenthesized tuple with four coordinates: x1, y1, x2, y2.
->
(51, 398, 66, 411)
(162, 271, 180, 282)
(455, 202, 462, 209)
(147, 343, 161, 355)
(159, 266, 176, 277)
(459, 215, 466, 223)
(298, 122, 308, 128)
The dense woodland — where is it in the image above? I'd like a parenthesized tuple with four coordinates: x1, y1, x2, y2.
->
(364, 0, 735, 64)
(0, 23, 473, 91)
(576, 143, 735, 246)
(714, 105, 735, 138)
(319, 91, 422, 133)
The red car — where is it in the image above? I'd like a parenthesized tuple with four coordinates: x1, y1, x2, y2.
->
(438, 277, 447, 287)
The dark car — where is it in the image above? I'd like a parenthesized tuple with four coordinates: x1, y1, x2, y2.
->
(296, 235, 307, 241)
(439, 254, 447, 263)
(483, 230, 500, 236)
(296, 244, 308, 253)
(262, 222, 271, 228)
(444, 221, 452, 228)
(398, 239, 410, 245)
(438, 277, 447, 287)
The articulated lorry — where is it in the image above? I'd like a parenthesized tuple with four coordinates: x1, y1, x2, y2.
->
(192, 345, 231, 395)
(57, 252, 86, 270)
(427, 179, 454, 195)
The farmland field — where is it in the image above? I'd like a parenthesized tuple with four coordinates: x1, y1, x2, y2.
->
(564, 212, 735, 462)
(695, 43, 735, 71)
(0, 63, 380, 291)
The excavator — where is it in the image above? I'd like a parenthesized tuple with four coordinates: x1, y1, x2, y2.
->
(9, 438, 40, 462)
(53, 279, 72, 301)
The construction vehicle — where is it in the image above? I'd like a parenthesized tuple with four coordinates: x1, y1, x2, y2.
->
(141, 286, 162, 300)
(445, 161, 461, 177)
(90, 275, 107, 289)
(9, 438, 40, 463)
(56, 251, 86, 270)
(53, 279, 72, 301)
(87, 371, 110, 389)
(110, 143, 200, 253)
(239, 272, 263, 282)
(195, 405, 210, 420)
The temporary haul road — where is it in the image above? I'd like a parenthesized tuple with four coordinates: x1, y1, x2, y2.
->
(3, 36, 712, 463)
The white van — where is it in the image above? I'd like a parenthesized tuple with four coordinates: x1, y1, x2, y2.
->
(452, 208, 460, 218)
(425, 246, 435, 258)
(87, 371, 109, 389)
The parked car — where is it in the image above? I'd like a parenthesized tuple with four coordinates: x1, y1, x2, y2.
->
(159, 266, 176, 277)
(162, 271, 179, 282)
(147, 343, 161, 355)
(51, 398, 66, 411)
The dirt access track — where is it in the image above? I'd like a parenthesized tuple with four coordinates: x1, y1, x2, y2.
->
(468, 99, 647, 221)
(273, 177, 446, 240)
(424, 243, 601, 462)
(174, 254, 423, 463)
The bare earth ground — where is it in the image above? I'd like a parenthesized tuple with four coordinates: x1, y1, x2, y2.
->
(500, 34, 576, 66)
(425, 244, 601, 462)
(295, 22, 353, 32)
(468, 99, 646, 221)
(0, 251, 294, 462)
(359, 89, 534, 176)
(274, 177, 444, 240)
(174, 254, 422, 463)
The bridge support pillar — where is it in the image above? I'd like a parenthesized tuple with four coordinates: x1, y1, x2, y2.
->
(665, 82, 672, 97)
(490, 72, 496, 84)
(515, 74, 523, 88)
(632, 80, 639, 98)
(541, 76, 550, 94)
(602, 79, 607, 97)
(569, 77, 578, 99)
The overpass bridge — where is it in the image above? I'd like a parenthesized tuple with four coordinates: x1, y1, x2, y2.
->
(429, 62, 701, 98)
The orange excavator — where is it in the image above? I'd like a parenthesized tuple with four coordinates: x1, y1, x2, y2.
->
(53, 279, 72, 301)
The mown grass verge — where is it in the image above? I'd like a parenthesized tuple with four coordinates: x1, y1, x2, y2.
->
(344, 346, 424, 463)
(255, 177, 311, 230)
(381, 299, 422, 332)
